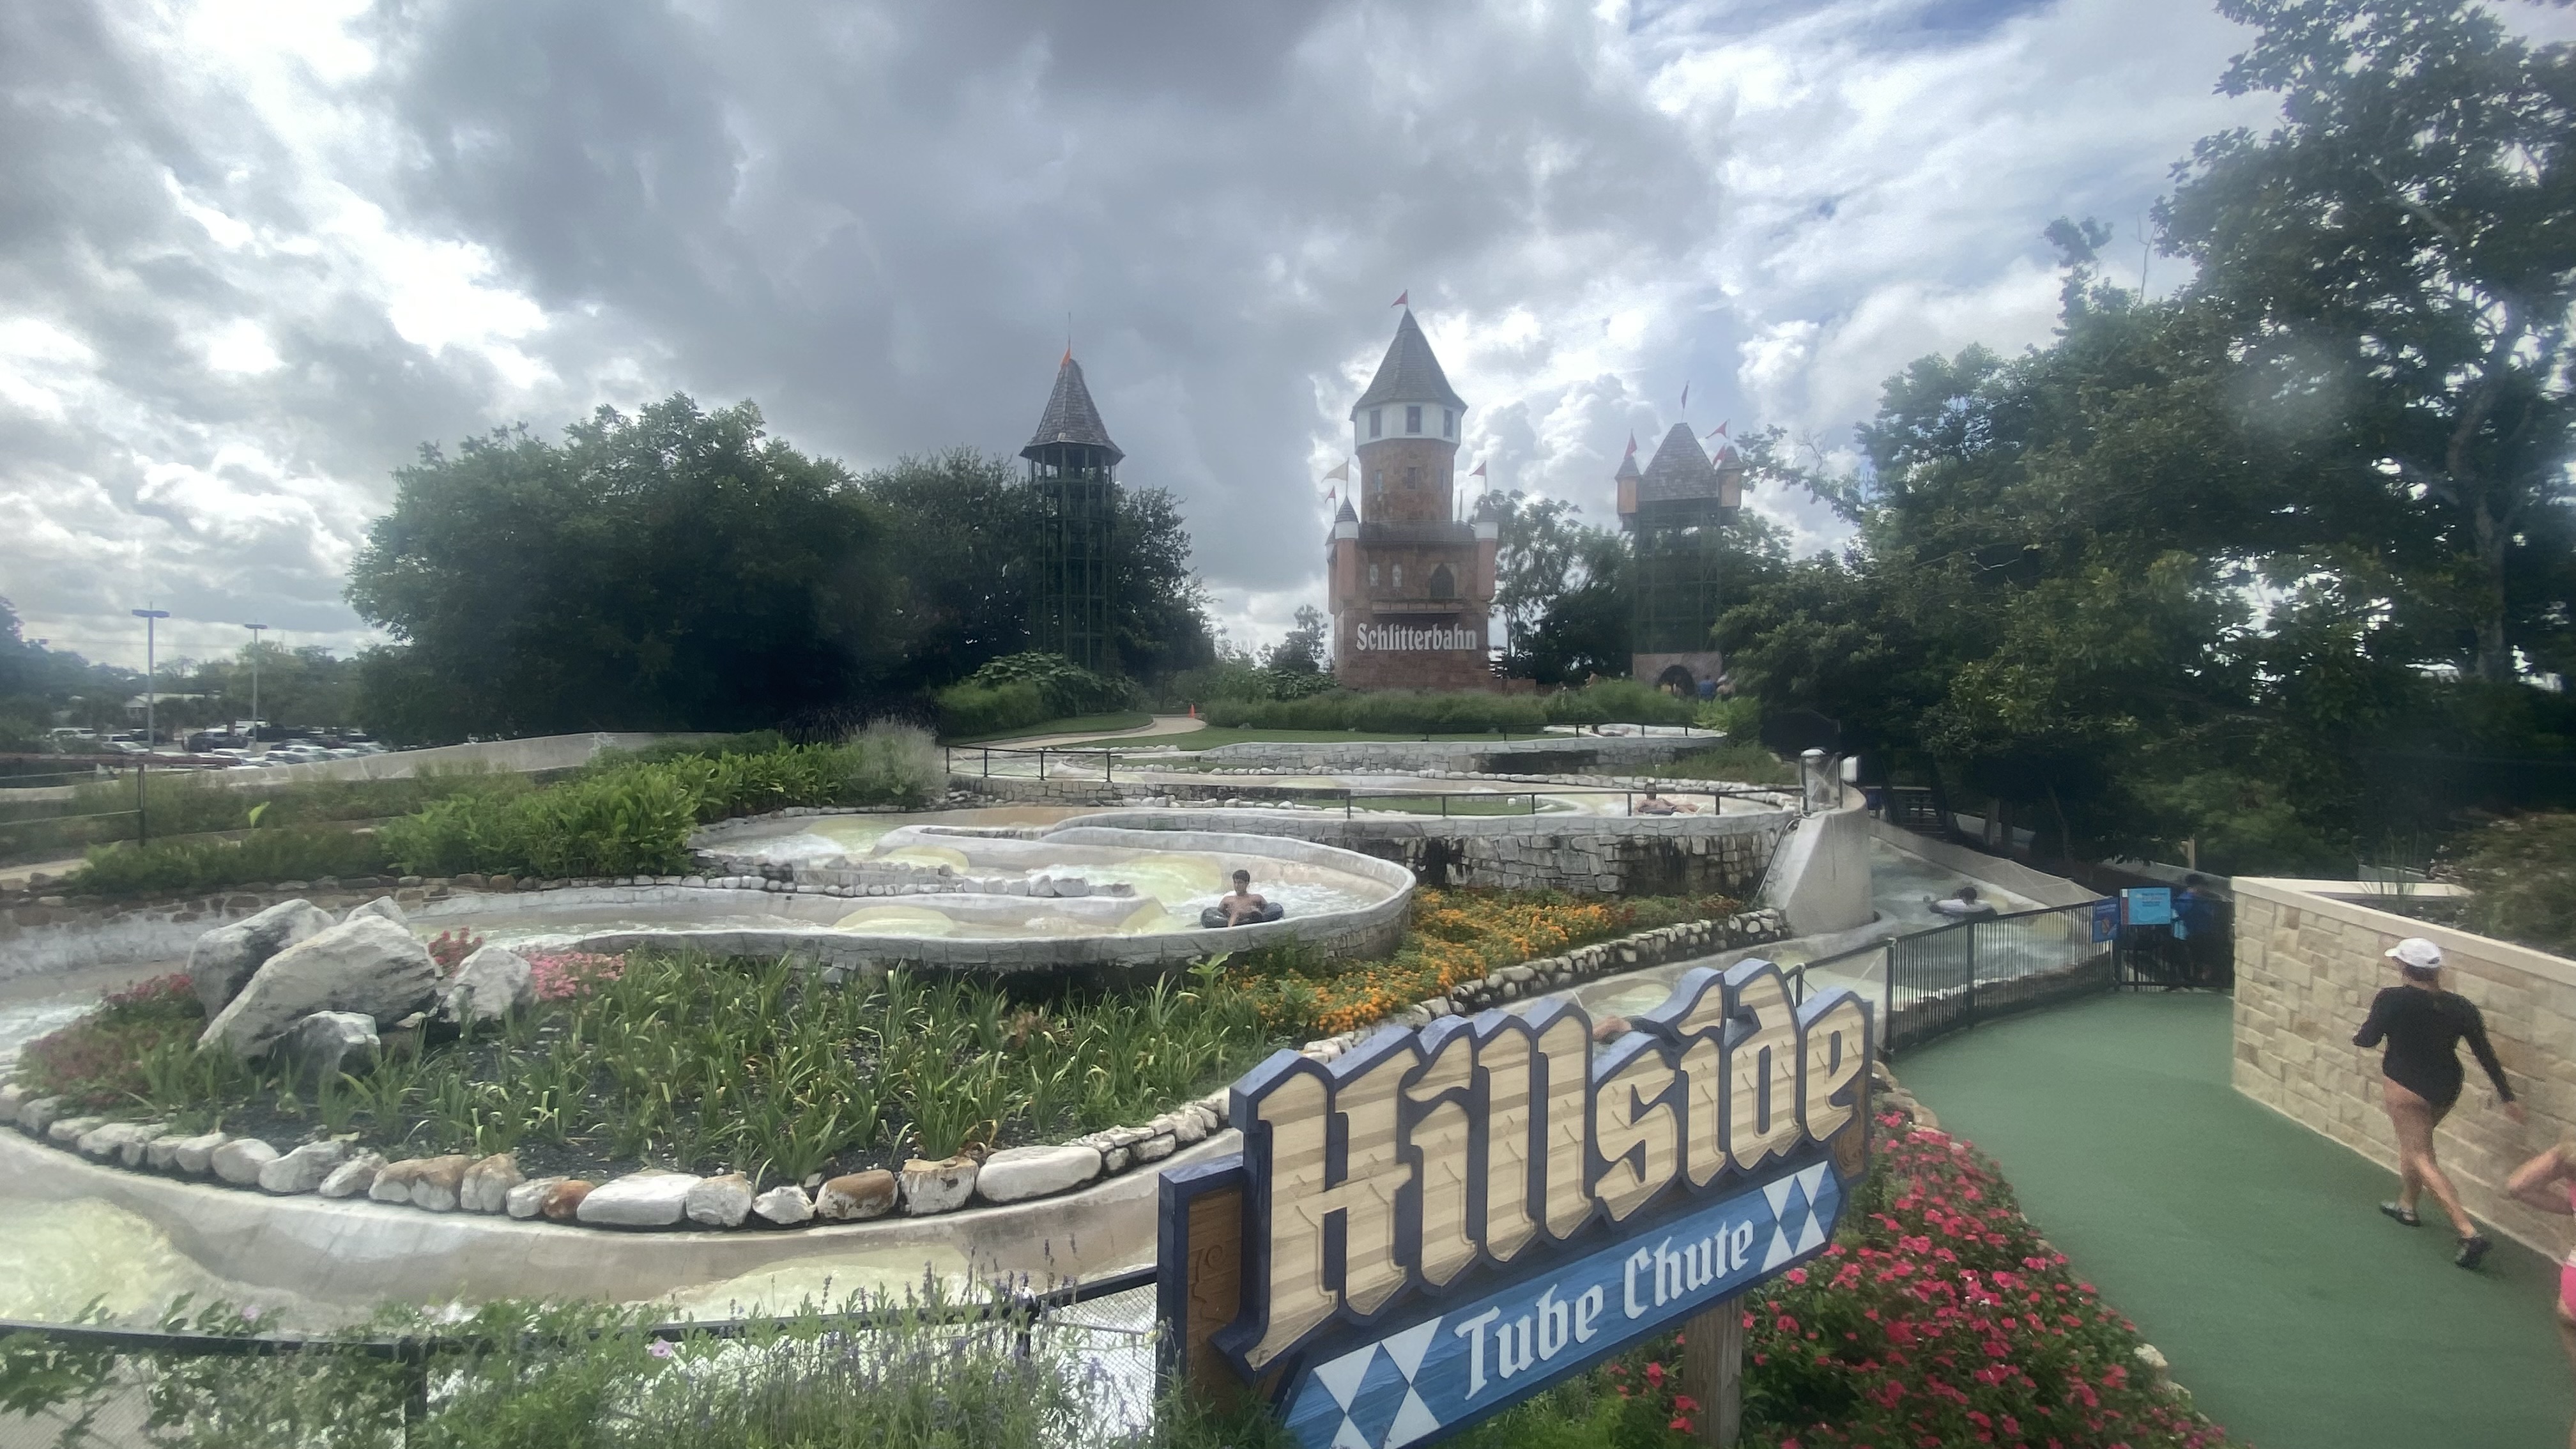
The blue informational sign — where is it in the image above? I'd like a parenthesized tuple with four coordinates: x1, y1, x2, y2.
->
(1159, 961, 1875, 1449)
(2091, 898, 2120, 944)
(2123, 887, 2173, 927)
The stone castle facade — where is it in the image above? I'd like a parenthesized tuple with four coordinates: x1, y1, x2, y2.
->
(1326, 309, 1500, 691)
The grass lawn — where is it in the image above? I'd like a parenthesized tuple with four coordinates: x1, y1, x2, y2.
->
(936, 711, 1155, 745)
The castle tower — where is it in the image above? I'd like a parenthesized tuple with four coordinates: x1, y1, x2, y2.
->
(1617, 423, 1744, 697)
(1024, 352, 1120, 673)
(1327, 309, 1498, 690)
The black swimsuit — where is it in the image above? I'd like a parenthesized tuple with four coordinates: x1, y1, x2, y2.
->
(2354, 985, 2513, 1113)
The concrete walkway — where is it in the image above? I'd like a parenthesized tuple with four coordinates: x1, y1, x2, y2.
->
(1897, 993, 2573, 1449)
(968, 714, 1211, 751)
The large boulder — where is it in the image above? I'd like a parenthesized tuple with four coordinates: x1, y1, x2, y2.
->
(684, 1172, 754, 1227)
(899, 1156, 978, 1216)
(345, 896, 406, 926)
(973, 1144, 1102, 1205)
(459, 1153, 523, 1213)
(814, 1170, 898, 1222)
(259, 1139, 355, 1194)
(198, 916, 440, 1059)
(318, 1151, 387, 1199)
(210, 1138, 280, 1185)
(440, 946, 535, 1025)
(577, 1171, 698, 1228)
(278, 1012, 381, 1082)
(188, 900, 334, 1015)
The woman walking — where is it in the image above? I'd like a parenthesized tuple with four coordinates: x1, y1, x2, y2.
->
(2354, 937, 2526, 1268)
(2506, 1141, 2576, 1449)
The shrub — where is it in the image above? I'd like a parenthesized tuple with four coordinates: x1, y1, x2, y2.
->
(935, 678, 1053, 739)
(1650, 742, 1797, 788)
(1541, 677, 1698, 728)
(18, 973, 205, 1109)
(937, 652, 1137, 737)
(72, 827, 392, 898)
(2440, 811, 2576, 958)
(378, 726, 940, 880)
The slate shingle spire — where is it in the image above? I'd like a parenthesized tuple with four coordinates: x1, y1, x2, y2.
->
(1022, 352, 1123, 464)
(1351, 309, 1468, 417)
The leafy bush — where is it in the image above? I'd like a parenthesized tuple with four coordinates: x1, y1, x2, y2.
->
(2439, 811, 2576, 958)
(1696, 692, 1760, 739)
(1650, 742, 1797, 788)
(1200, 679, 1698, 733)
(935, 678, 1054, 739)
(2, 766, 529, 867)
(379, 724, 939, 880)
(17, 974, 206, 1109)
(1541, 677, 1698, 728)
(72, 827, 392, 898)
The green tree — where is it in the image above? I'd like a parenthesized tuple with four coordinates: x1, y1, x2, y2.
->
(1265, 605, 1328, 675)
(348, 395, 901, 739)
(2159, 0, 2576, 682)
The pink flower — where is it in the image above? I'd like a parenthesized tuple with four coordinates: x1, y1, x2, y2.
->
(647, 1339, 676, 1359)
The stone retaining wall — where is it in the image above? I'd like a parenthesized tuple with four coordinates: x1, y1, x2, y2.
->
(1055, 807, 1793, 899)
(2232, 877, 2576, 1257)
(1193, 732, 1716, 774)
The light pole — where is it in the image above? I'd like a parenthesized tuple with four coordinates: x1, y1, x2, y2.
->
(245, 623, 268, 744)
(132, 607, 171, 751)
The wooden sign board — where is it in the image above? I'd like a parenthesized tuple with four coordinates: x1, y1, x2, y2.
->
(1158, 960, 1871, 1449)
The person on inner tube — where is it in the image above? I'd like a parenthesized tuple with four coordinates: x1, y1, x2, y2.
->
(1218, 870, 1274, 926)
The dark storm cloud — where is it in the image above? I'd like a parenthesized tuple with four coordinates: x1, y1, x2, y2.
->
(370, 0, 1723, 607)
(3, 0, 2324, 664)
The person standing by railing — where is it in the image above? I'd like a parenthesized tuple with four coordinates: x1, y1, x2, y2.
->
(2356, 937, 2525, 1269)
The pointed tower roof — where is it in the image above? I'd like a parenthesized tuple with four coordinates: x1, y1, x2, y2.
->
(1614, 446, 1643, 484)
(1351, 310, 1467, 417)
(1022, 353, 1123, 464)
(1335, 498, 1358, 524)
(1638, 422, 1721, 503)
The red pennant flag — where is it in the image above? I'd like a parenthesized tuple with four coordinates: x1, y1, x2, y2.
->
(1326, 486, 1338, 505)
(1705, 420, 1729, 440)
(1391, 290, 1409, 309)
(1623, 433, 1638, 458)
(1061, 344, 1071, 365)
(1470, 462, 1487, 480)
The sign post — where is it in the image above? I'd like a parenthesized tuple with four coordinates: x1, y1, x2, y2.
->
(1159, 960, 1873, 1449)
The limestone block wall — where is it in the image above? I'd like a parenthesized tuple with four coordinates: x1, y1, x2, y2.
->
(2233, 877, 2576, 1256)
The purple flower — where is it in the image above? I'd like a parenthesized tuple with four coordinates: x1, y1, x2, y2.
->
(648, 1339, 676, 1359)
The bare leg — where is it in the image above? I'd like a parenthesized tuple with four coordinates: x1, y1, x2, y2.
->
(2384, 1080, 2474, 1237)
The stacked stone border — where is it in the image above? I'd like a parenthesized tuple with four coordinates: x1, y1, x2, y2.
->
(0, 907, 1785, 1235)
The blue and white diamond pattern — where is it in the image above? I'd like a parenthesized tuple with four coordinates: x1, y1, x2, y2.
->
(1294, 1317, 1446, 1449)
(1758, 1161, 1832, 1271)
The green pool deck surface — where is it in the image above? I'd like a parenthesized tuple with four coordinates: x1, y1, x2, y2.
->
(1896, 992, 2573, 1449)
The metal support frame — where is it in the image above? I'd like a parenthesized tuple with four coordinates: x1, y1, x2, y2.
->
(1029, 447, 1117, 674)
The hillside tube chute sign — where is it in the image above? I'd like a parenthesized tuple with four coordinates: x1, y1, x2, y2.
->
(1172, 960, 1873, 1449)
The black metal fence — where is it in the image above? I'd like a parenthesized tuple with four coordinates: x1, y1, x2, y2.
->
(0, 1264, 1158, 1449)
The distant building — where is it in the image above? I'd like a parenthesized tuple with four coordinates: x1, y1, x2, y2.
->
(1616, 423, 1743, 696)
(1326, 309, 1499, 691)
(1023, 352, 1120, 674)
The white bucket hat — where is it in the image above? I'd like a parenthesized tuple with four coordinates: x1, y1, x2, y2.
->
(2384, 937, 2444, 970)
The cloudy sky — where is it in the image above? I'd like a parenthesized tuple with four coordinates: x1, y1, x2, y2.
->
(6, 0, 2561, 670)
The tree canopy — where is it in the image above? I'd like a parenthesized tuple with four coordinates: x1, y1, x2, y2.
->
(346, 395, 1213, 740)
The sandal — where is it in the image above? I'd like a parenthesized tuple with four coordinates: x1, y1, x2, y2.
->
(2456, 1234, 2492, 1270)
(2379, 1201, 2421, 1227)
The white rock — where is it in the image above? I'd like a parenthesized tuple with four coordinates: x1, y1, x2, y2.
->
(344, 896, 406, 926)
(459, 1153, 523, 1213)
(259, 1139, 355, 1194)
(684, 1172, 755, 1227)
(169, 1131, 229, 1174)
(440, 945, 535, 1024)
(187, 899, 334, 1015)
(0, 1084, 26, 1118)
(16, 1095, 65, 1135)
(211, 1138, 280, 1185)
(318, 1151, 387, 1199)
(76, 1121, 157, 1160)
(898, 1156, 979, 1216)
(751, 1184, 814, 1225)
(972, 1144, 1102, 1204)
(279, 1011, 381, 1080)
(117, 1124, 172, 1166)
(576, 1170, 700, 1227)
(48, 1115, 107, 1144)
(504, 1176, 567, 1220)
(198, 916, 440, 1059)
